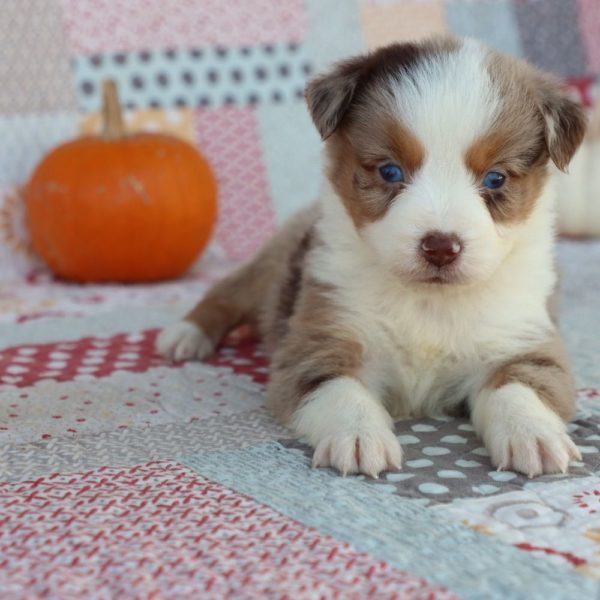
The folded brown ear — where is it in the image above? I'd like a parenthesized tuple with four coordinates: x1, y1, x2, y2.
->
(538, 83, 587, 172)
(305, 41, 432, 140)
(304, 57, 366, 140)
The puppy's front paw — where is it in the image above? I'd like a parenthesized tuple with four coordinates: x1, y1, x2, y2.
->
(475, 383, 581, 478)
(488, 426, 580, 478)
(290, 376, 401, 478)
(312, 429, 402, 478)
(155, 321, 214, 361)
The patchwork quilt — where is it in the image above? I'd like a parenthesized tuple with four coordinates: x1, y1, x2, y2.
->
(0, 239, 598, 599)
(2, 1, 600, 598)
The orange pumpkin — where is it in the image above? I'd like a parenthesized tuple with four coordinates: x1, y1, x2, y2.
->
(25, 81, 217, 283)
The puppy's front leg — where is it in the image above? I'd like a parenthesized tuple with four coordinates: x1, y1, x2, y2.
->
(293, 377, 402, 478)
(470, 338, 581, 477)
(267, 319, 401, 477)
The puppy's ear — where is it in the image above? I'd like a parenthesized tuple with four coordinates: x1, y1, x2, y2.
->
(537, 79, 587, 172)
(305, 42, 426, 139)
(304, 57, 366, 140)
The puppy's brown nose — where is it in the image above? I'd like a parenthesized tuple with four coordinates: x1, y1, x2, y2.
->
(420, 232, 463, 268)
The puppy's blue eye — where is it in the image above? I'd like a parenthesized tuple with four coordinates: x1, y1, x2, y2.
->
(379, 163, 404, 183)
(483, 171, 506, 190)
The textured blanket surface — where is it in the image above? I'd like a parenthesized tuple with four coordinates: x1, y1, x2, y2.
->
(0, 239, 599, 599)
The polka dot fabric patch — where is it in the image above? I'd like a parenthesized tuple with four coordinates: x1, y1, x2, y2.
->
(281, 396, 600, 504)
(0, 330, 165, 388)
(72, 43, 312, 111)
(0, 329, 268, 388)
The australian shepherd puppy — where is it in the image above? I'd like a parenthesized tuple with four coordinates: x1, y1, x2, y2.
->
(157, 36, 587, 479)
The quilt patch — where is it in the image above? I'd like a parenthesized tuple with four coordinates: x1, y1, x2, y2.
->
(282, 398, 600, 503)
(1, 461, 455, 599)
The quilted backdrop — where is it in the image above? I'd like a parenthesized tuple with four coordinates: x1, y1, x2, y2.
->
(1, 0, 600, 278)
(1, 2, 600, 599)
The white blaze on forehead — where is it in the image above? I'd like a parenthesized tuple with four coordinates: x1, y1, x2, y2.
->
(391, 39, 500, 160)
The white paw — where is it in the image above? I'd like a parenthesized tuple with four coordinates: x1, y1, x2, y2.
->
(312, 429, 402, 478)
(291, 376, 401, 478)
(155, 321, 214, 361)
(487, 425, 580, 478)
(474, 383, 581, 478)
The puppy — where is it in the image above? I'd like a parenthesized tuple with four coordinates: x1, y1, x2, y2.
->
(157, 36, 587, 478)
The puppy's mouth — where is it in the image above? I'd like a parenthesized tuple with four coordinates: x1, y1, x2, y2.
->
(404, 263, 469, 286)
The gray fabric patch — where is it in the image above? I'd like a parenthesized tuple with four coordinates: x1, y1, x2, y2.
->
(281, 411, 600, 504)
(0, 408, 288, 482)
(514, 0, 587, 77)
(557, 240, 600, 390)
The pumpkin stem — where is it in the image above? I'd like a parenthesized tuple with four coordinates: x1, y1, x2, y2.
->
(101, 80, 126, 140)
